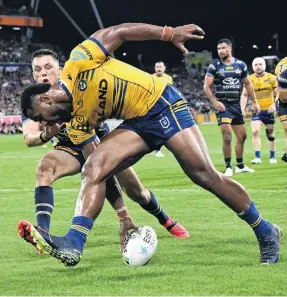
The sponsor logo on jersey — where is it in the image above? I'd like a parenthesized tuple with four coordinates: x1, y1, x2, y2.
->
(78, 79, 87, 91)
(78, 44, 93, 60)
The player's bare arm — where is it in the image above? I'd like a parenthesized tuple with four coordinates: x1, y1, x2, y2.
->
(203, 75, 225, 111)
(240, 87, 248, 117)
(23, 120, 63, 147)
(92, 23, 205, 55)
(268, 86, 277, 113)
(243, 77, 260, 112)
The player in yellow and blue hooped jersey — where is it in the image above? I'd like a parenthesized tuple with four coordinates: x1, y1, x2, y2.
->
(241, 57, 277, 164)
(19, 23, 281, 267)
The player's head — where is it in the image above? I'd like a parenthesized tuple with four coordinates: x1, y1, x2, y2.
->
(32, 49, 61, 86)
(217, 38, 232, 61)
(21, 83, 72, 126)
(252, 57, 266, 75)
(155, 61, 166, 76)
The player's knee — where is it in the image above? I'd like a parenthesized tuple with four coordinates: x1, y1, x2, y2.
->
(238, 132, 247, 144)
(191, 163, 218, 189)
(266, 129, 275, 141)
(36, 158, 56, 184)
(222, 131, 232, 145)
(81, 158, 105, 185)
(252, 129, 260, 137)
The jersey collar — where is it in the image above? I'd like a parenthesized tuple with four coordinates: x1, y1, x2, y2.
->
(58, 79, 73, 102)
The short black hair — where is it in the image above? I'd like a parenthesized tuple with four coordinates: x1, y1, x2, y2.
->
(31, 49, 59, 63)
(21, 83, 52, 117)
(217, 38, 232, 47)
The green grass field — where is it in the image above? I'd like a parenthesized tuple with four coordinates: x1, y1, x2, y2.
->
(0, 122, 286, 296)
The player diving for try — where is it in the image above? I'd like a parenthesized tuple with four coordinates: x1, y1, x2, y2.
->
(19, 23, 281, 267)
(20, 49, 190, 250)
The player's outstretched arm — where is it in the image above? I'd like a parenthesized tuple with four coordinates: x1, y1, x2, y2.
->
(91, 23, 205, 55)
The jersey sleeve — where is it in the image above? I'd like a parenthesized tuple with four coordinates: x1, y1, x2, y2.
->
(21, 113, 30, 125)
(240, 62, 248, 79)
(68, 37, 110, 71)
(278, 69, 287, 89)
(206, 63, 216, 76)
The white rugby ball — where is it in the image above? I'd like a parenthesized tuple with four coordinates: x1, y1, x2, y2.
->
(123, 226, 157, 266)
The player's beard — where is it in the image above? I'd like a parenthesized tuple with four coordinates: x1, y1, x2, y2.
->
(55, 103, 72, 123)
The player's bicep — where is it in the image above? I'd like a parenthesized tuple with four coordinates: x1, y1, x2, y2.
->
(241, 86, 248, 97)
(91, 26, 123, 55)
(204, 74, 214, 88)
(242, 76, 252, 87)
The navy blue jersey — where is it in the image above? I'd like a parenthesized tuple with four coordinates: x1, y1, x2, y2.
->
(21, 113, 30, 125)
(278, 69, 287, 89)
(206, 58, 248, 103)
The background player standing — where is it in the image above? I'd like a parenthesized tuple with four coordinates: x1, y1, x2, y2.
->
(204, 38, 260, 177)
(241, 57, 277, 164)
(152, 61, 173, 157)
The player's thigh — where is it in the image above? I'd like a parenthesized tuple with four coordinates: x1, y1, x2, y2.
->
(83, 129, 150, 182)
(280, 120, 287, 134)
(116, 167, 147, 202)
(251, 120, 262, 133)
(165, 125, 217, 185)
(37, 149, 82, 181)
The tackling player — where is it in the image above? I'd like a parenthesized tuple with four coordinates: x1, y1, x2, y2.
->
(21, 49, 189, 244)
(19, 23, 281, 266)
(152, 61, 173, 157)
(241, 57, 277, 164)
(275, 57, 287, 162)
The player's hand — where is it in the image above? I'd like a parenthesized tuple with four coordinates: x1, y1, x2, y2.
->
(120, 216, 139, 252)
(172, 24, 205, 54)
(268, 103, 276, 113)
(44, 123, 66, 138)
(213, 100, 226, 111)
(252, 102, 261, 114)
(241, 109, 246, 118)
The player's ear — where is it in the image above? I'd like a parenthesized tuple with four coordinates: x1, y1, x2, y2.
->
(39, 94, 52, 105)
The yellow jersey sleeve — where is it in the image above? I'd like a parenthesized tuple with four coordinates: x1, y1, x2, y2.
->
(69, 37, 109, 69)
(68, 126, 99, 147)
(167, 74, 173, 85)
